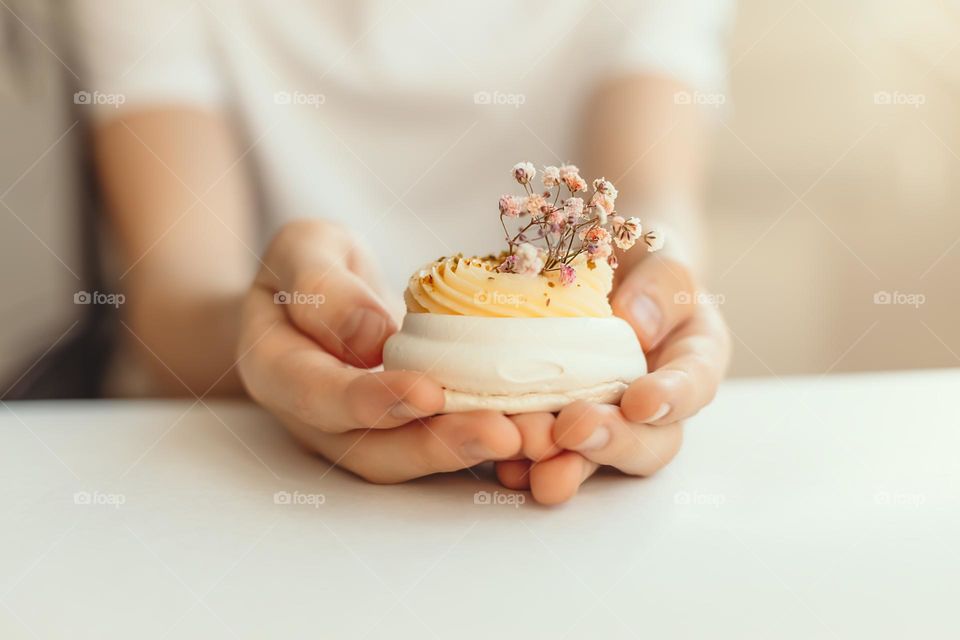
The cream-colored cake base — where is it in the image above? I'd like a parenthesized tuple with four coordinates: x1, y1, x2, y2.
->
(442, 381, 628, 414)
(383, 314, 646, 414)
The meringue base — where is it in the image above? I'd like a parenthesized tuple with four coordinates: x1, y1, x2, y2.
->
(382, 314, 646, 415)
(443, 380, 629, 414)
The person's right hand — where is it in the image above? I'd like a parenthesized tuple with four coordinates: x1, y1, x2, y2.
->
(237, 220, 521, 483)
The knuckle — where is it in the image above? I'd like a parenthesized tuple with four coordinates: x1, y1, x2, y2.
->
(292, 269, 332, 298)
(663, 424, 685, 461)
(682, 355, 721, 404)
(418, 427, 452, 468)
(558, 400, 593, 424)
(280, 218, 344, 243)
(336, 444, 408, 484)
(639, 424, 684, 476)
(263, 223, 301, 263)
(286, 271, 341, 330)
(263, 220, 349, 269)
(701, 380, 720, 405)
(235, 332, 276, 407)
(347, 463, 403, 485)
(236, 350, 265, 403)
(468, 409, 508, 426)
(289, 380, 319, 425)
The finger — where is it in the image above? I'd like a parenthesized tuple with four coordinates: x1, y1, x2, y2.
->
(510, 412, 563, 461)
(495, 460, 532, 491)
(529, 451, 598, 505)
(288, 410, 522, 484)
(611, 254, 696, 351)
(239, 287, 443, 432)
(619, 302, 730, 425)
(552, 401, 684, 476)
(259, 221, 395, 368)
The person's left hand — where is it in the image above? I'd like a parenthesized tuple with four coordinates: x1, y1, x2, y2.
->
(494, 255, 731, 504)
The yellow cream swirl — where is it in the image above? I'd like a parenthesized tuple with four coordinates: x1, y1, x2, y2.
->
(404, 255, 614, 317)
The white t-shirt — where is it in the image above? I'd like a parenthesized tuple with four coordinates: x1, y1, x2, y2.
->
(70, 0, 732, 291)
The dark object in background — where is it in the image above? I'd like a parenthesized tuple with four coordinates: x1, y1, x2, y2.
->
(1, 137, 114, 400)
(1, 109, 113, 398)
(0, 2, 116, 399)
(2, 304, 116, 399)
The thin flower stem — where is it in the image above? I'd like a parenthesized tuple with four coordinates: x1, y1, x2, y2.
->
(499, 165, 646, 278)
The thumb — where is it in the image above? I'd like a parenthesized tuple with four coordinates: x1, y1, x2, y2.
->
(281, 264, 397, 368)
(610, 255, 696, 352)
(259, 222, 397, 369)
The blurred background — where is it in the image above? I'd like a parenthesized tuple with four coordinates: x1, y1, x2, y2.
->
(707, 0, 960, 376)
(1, 0, 959, 386)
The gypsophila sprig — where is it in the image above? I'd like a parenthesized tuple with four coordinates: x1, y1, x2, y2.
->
(497, 161, 663, 284)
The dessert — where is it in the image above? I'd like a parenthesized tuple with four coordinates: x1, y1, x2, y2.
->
(383, 162, 663, 413)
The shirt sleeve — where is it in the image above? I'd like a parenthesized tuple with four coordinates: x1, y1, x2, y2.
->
(67, 0, 225, 121)
(610, 0, 735, 94)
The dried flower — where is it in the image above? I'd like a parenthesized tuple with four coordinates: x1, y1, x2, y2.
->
(563, 197, 584, 224)
(564, 173, 587, 193)
(512, 162, 536, 185)
(643, 228, 665, 252)
(589, 191, 615, 215)
(556, 164, 586, 193)
(583, 226, 611, 245)
(545, 207, 565, 234)
(592, 178, 618, 199)
(496, 161, 661, 276)
(512, 242, 546, 275)
(583, 227, 612, 260)
(524, 193, 547, 217)
(499, 194, 521, 218)
(542, 165, 561, 188)
(612, 216, 641, 250)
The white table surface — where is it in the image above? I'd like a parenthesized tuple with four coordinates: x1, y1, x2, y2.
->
(1, 369, 958, 639)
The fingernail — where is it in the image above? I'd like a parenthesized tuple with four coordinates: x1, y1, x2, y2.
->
(644, 403, 671, 423)
(461, 440, 497, 460)
(630, 295, 662, 340)
(574, 425, 611, 452)
(338, 308, 387, 354)
(390, 401, 429, 421)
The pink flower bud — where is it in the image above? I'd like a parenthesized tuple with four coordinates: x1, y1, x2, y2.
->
(512, 162, 536, 185)
(563, 197, 584, 224)
(559, 264, 577, 286)
(542, 166, 561, 188)
(499, 194, 521, 218)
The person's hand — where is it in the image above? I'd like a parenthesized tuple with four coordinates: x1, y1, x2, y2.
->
(494, 255, 731, 504)
(237, 220, 521, 483)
